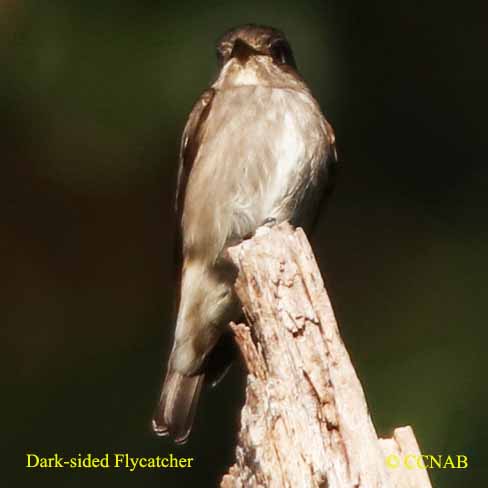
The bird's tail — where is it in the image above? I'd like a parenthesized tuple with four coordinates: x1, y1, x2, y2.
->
(152, 368, 204, 444)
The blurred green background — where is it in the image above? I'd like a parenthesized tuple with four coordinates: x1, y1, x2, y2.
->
(2, 1, 487, 486)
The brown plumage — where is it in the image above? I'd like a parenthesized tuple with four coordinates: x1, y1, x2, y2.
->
(152, 370, 203, 444)
(152, 24, 337, 443)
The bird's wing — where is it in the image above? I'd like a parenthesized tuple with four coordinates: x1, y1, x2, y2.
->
(153, 89, 216, 443)
(175, 88, 215, 221)
(172, 88, 215, 291)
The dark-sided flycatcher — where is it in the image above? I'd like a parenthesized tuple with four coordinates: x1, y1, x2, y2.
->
(152, 24, 337, 443)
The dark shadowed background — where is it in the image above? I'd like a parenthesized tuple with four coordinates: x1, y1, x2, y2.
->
(2, 1, 487, 487)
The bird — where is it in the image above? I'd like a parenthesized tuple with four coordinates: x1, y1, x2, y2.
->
(152, 24, 337, 444)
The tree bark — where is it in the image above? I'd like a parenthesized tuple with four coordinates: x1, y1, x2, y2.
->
(221, 223, 431, 488)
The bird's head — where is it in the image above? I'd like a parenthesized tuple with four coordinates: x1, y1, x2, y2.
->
(214, 24, 300, 88)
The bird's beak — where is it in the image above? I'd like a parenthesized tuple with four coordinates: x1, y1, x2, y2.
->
(230, 38, 260, 63)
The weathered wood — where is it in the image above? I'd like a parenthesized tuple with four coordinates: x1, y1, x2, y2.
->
(221, 222, 431, 488)
(379, 426, 433, 488)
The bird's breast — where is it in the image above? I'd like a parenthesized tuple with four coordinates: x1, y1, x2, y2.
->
(183, 85, 329, 261)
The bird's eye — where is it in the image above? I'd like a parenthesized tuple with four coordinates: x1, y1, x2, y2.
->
(269, 40, 296, 68)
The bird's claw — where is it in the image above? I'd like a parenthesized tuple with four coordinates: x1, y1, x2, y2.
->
(262, 217, 277, 227)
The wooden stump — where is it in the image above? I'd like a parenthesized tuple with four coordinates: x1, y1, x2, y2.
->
(221, 223, 431, 488)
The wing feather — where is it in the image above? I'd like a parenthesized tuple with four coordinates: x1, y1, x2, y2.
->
(173, 89, 215, 297)
(175, 89, 215, 220)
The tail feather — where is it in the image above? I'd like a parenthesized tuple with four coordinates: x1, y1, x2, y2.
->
(152, 370, 204, 444)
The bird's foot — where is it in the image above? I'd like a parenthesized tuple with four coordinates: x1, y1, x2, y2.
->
(241, 218, 278, 242)
(262, 217, 277, 228)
